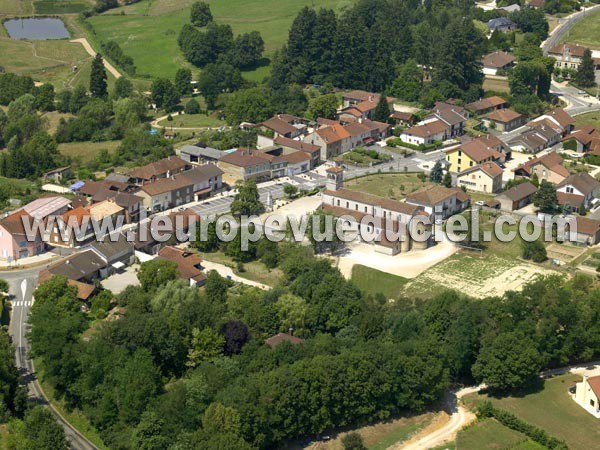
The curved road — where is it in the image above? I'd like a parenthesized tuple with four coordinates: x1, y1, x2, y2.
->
(542, 5, 600, 55)
(2, 268, 98, 450)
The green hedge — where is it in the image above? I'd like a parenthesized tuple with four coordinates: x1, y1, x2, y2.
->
(476, 401, 568, 450)
(563, 139, 578, 151)
(387, 138, 440, 151)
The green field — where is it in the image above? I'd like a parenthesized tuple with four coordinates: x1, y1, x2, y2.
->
(559, 9, 600, 49)
(456, 418, 533, 450)
(351, 264, 409, 300)
(574, 111, 600, 129)
(158, 112, 226, 129)
(483, 77, 510, 93)
(464, 374, 600, 450)
(86, 0, 355, 79)
(58, 140, 121, 164)
(34, 0, 93, 14)
(345, 172, 433, 199)
(0, 0, 32, 15)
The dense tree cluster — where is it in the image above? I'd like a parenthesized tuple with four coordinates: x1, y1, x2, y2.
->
(271, 1, 486, 100)
(178, 3, 264, 71)
(101, 40, 136, 76)
(27, 238, 600, 449)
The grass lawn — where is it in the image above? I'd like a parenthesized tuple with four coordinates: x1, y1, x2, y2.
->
(351, 264, 409, 300)
(464, 373, 600, 450)
(559, 8, 600, 49)
(0, 0, 32, 15)
(34, 0, 93, 14)
(42, 111, 74, 134)
(483, 77, 510, 93)
(368, 414, 433, 450)
(58, 140, 121, 164)
(456, 418, 531, 450)
(0, 424, 7, 450)
(158, 112, 226, 129)
(33, 358, 110, 450)
(198, 250, 283, 287)
(345, 172, 433, 200)
(574, 111, 600, 130)
(86, 0, 355, 79)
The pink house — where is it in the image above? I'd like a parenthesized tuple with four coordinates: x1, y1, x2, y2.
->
(0, 210, 44, 261)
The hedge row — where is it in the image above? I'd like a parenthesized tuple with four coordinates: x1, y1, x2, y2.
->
(476, 401, 568, 450)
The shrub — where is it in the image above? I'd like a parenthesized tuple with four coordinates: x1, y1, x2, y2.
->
(184, 98, 200, 115)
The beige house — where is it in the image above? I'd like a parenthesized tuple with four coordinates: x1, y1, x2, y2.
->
(483, 108, 525, 132)
(457, 162, 504, 194)
(574, 375, 600, 418)
(513, 152, 569, 185)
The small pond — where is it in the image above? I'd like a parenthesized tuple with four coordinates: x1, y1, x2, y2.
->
(4, 18, 70, 40)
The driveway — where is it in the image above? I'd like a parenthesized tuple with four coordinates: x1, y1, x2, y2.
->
(70, 38, 121, 79)
(335, 227, 458, 280)
(100, 265, 140, 294)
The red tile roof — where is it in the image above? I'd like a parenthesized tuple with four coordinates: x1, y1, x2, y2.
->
(129, 157, 187, 180)
(481, 51, 516, 69)
(485, 108, 523, 123)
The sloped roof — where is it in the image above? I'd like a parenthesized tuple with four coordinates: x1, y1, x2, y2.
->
(485, 108, 523, 123)
(260, 117, 298, 136)
(557, 192, 585, 208)
(576, 216, 600, 236)
(281, 151, 311, 164)
(265, 332, 305, 349)
(219, 149, 270, 168)
(458, 139, 503, 163)
(466, 95, 509, 113)
(158, 246, 205, 284)
(459, 161, 503, 178)
(514, 152, 568, 178)
(0, 209, 31, 237)
(88, 232, 133, 263)
(179, 145, 223, 160)
(497, 182, 537, 202)
(406, 185, 470, 206)
(405, 119, 449, 138)
(558, 172, 600, 196)
(316, 124, 351, 143)
(428, 102, 468, 126)
(481, 51, 516, 69)
(129, 156, 188, 180)
(344, 121, 372, 137)
(274, 136, 320, 154)
(549, 43, 587, 58)
(45, 249, 106, 281)
(323, 188, 423, 215)
(22, 196, 71, 220)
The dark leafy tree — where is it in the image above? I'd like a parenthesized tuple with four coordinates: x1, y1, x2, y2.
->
(191, 1, 213, 27)
(372, 94, 391, 122)
(198, 62, 244, 110)
(175, 68, 193, 96)
(533, 180, 558, 214)
(184, 98, 200, 114)
(342, 432, 367, 450)
(472, 331, 543, 392)
(228, 31, 265, 70)
(429, 161, 443, 183)
(230, 179, 264, 217)
(34, 83, 55, 112)
(307, 93, 339, 120)
(221, 320, 250, 355)
(113, 76, 133, 99)
(151, 78, 180, 112)
(575, 48, 596, 88)
(224, 87, 274, 125)
(90, 53, 108, 98)
(138, 259, 179, 292)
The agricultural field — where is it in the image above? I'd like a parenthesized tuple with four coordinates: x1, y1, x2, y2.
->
(456, 418, 545, 450)
(345, 172, 433, 199)
(559, 9, 600, 49)
(0, 0, 32, 16)
(351, 264, 409, 299)
(58, 140, 121, 164)
(86, 0, 355, 79)
(33, 0, 93, 14)
(403, 252, 555, 299)
(464, 374, 600, 450)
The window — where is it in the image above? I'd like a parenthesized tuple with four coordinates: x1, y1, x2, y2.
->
(591, 399, 596, 407)
(469, 161, 474, 167)
(566, 187, 574, 194)
(458, 158, 462, 165)
(458, 150, 462, 157)
(19, 241, 27, 248)
(346, 201, 349, 208)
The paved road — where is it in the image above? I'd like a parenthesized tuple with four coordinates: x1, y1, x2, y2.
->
(541, 5, 600, 55)
(2, 268, 99, 450)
